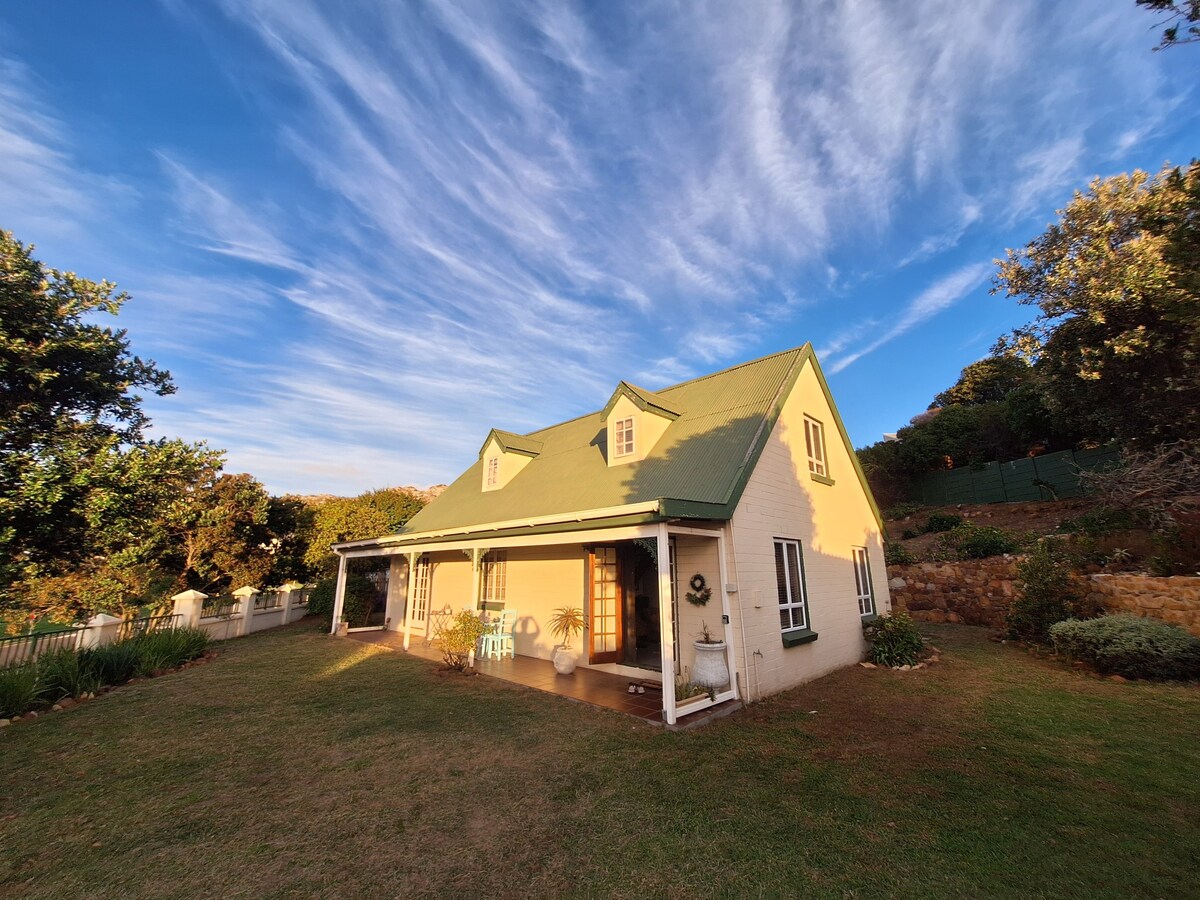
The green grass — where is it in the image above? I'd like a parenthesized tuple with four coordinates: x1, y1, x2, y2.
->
(1, 622, 1197, 898)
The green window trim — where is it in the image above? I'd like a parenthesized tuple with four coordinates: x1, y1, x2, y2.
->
(782, 629, 819, 647)
(810, 472, 835, 487)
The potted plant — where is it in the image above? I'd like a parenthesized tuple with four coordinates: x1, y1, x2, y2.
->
(548, 606, 585, 674)
(691, 621, 729, 690)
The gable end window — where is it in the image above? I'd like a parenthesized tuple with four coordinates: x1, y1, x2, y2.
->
(852, 546, 875, 617)
(614, 416, 635, 457)
(804, 415, 828, 479)
(774, 538, 809, 633)
(486, 455, 499, 486)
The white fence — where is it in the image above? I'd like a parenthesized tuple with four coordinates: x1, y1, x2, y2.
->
(173, 583, 315, 641)
(0, 613, 181, 668)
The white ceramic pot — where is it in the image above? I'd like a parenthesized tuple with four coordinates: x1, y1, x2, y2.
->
(553, 647, 580, 675)
(691, 640, 729, 689)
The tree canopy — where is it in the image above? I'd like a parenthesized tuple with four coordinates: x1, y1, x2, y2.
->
(1137, 0, 1200, 48)
(993, 160, 1200, 448)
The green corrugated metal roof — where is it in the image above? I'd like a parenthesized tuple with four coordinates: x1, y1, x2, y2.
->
(399, 346, 810, 535)
(479, 428, 544, 458)
(600, 381, 681, 420)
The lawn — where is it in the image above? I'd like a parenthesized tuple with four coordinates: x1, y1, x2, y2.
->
(2, 622, 1197, 899)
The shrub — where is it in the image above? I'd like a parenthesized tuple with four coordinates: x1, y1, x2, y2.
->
(947, 524, 1020, 560)
(1050, 615, 1200, 680)
(885, 502, 924, 521)
(900, 528, 921, 540)
(85, 640, 142, 685)
(0, 663, 43, 717)
(436, 610, 488, 671)
(862, 611, 924, 667)
(38, 647, 101, 701)
(884, 542, 915, 566)
(306, 578, 336, 621)
(133, 628, 210, 676)
(924, 513, 963, 534)
(1007, 542, 1078, 642)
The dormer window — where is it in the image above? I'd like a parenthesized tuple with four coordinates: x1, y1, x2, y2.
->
(479, 429, 543, 492)
(614, 417, 635, 457)
(486, 456, 499, 486)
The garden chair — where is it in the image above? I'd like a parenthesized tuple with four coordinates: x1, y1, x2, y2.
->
(478, 608, 517, 660)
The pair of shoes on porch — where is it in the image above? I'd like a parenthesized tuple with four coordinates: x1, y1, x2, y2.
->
(627, 683, 646, 695)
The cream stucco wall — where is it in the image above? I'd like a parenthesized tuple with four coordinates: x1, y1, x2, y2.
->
(725, 361, 889, 700)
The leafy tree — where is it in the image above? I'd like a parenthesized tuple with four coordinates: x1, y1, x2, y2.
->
(264, 495, 316, 585)
(993, 161, 1200, 448)
(165, 473, 275, 593)
(1138, 0, 1200, 48)
(302, 488, 425, 576)
(931, 356, 1035, 408)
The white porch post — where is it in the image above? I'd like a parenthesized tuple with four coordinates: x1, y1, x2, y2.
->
(330, 552, 348, 635)
(716, 530, 741, 701)
(656, 521, 678, 726)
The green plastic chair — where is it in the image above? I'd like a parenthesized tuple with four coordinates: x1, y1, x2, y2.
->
(478, 609, 517, 660)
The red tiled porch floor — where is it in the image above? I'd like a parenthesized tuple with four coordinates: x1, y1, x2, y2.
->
(346, 630, 668, 722)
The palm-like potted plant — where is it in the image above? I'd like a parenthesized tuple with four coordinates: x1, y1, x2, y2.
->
(548, 606, 585, 675)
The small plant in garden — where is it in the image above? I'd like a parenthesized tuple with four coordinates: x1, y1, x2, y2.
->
(0, 663, 43, 718)
(675, 671, 713, 702)
(435, 610, 488, 671)
(924, 513, 963, 534)
(884, 542, 915, 566)
(862, 612, 924, 667)
(1050, 615, 1200, 680)
(133, 628, 210, 676)
(1006, 541, 1079, 642)
(900, 528, 921, 540)
(85, 639, 143, 685)
(885, 502, 924, 521)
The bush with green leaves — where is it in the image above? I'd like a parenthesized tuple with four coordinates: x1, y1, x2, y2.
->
(436, 610, 488, 671)
(884, 542, 915, 566)
(38, 647, 101, 701)
(862, 611, 925, 667)
(946, 524, 1020, 560)
(0, 663, 43, 718)
(307, 578, 336, 620)
(305, 574, 377, 626)
(924, 513, 963, 534)
(1007, 542, 1078, 642)
(1050, 615, 1200, 680)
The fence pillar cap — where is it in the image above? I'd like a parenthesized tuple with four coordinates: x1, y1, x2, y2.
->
(280, 581, 304, 590)
(232, 585, 261, 597)
(86, 613, 124, 626)
(171, 589, 209, 602)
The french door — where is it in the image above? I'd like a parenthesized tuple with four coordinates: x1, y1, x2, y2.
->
(410, 554, 431, 626)
(588, 546, 622, 664)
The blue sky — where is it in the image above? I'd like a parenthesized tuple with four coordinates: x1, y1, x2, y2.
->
(1, 1, 1196, 495)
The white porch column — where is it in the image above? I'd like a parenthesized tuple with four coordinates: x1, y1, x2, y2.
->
(468, 546, 486, 611)
(330, 553, 348, 635)
(403, 552, 418, 650)
(715, 530, 741, 701)
(656, 521, 678, 726)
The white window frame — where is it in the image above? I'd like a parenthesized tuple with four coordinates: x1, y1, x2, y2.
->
(486, 455, 500, 486)
(482, 550, 507, 604)
(613, 416, 635, 457)
(774, 538, 809, 633)
(852, 546, 875, 617)
(804, 415, 828, 478)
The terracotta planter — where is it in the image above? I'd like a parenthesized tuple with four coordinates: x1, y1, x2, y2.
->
(692, 640, 729, 689)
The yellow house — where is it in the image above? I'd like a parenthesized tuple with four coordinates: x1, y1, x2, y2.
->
(331, 344, 890, 725)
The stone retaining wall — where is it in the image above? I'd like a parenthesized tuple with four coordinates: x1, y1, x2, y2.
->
(888, 561, 1200, 636)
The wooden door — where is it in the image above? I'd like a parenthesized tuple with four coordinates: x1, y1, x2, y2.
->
(588, 546, 622, 664)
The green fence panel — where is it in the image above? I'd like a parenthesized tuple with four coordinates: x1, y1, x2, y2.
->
(914, 446, 1119, 506)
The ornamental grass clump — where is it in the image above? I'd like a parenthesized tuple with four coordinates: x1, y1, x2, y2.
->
(0, 663, 43, 718)
(85, 639, 142, 685)
(133, 628, 210, 676)
(863, 611, 924, 667)
(38, 647, 101, 701)
(1050, 615, 1200, 680)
